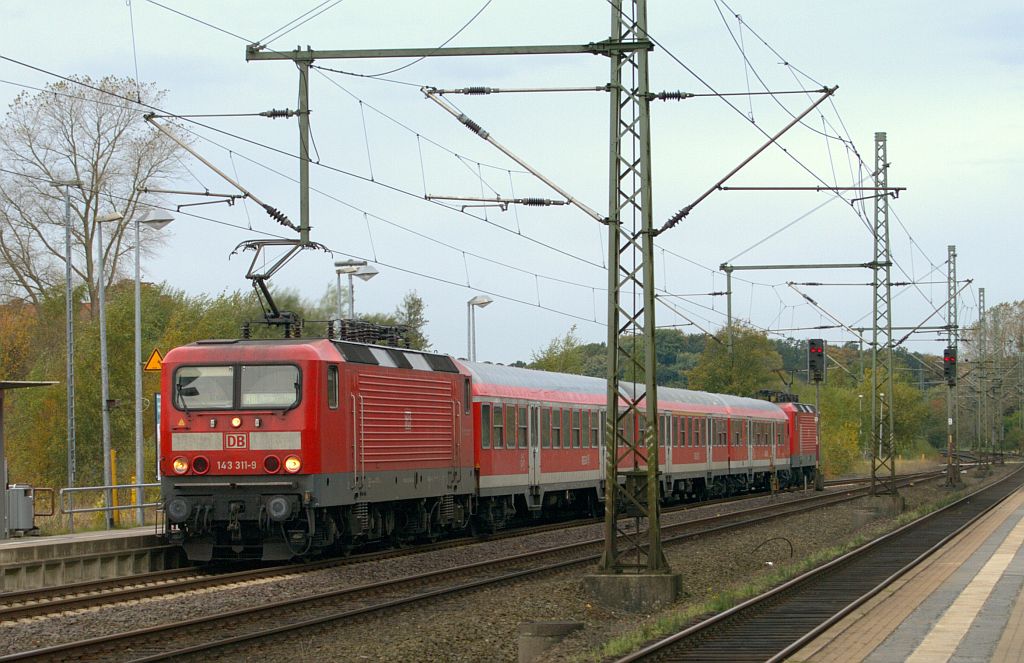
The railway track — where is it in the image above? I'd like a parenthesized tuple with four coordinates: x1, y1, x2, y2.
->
(0, 470, 942, 625)
(0, 471, 945, 661)
(616, 464, 1024, 662)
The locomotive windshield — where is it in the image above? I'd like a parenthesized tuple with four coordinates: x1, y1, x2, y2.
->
(173, 364, 300, 410)
(240, 364, 300, 408)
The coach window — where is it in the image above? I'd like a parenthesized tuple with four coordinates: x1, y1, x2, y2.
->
(327, 365, 339, 410)
(518, 406, 528, 448)
(493, 405, 504, 448)
(571, 410, 581, 448)
(481, 404, 491, 449)
(541, 409, 551, 448)
(552, 409, 562, 448)
(590, 411, 600, 448)
(507, 406, 518, 450)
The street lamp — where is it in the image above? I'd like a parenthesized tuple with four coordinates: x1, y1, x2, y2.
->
(97, 211, 123, 528)
(133, 209, 173, 525)
(467, 295, 493, 362)
(334, 260, 378, 319)
(52, 180, 81, 531)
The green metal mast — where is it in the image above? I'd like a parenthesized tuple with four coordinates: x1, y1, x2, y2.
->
(870, 131, 897, 499)
(599, 0, 668, 574)
(945, 244, 960, 486)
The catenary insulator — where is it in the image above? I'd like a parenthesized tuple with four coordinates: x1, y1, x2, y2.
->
(465, 87, 493, 95)
(262, 204, 298, 231)
(457, 114, 489, 139)
(260, 108, 296, 119)
(521, 198, 550, 206)
(655, 91, 694, 101)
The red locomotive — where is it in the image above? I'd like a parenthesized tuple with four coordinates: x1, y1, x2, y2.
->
(160, 337, 818, 561)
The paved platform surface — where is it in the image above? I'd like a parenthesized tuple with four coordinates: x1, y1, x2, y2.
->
(0, 525, 159, 548)
(791, 485, 1024, 663)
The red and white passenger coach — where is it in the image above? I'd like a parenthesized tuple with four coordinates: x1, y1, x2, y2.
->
(160, 338, 818, 561)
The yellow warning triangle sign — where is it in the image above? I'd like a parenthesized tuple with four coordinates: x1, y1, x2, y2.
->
(144, 348, 164, 372)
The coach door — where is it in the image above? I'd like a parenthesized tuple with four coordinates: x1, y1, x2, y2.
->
(528, 406, 542, 508)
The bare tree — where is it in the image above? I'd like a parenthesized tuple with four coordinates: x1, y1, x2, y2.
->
(0, 76, 184, 310)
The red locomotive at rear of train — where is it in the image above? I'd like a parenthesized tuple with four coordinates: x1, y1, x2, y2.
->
(160, 337, 818, 561)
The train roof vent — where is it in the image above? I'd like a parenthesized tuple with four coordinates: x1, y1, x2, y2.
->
(387, 349, 413, 369)
(335, 342, 378, 365)
(423, 354, 459, 373)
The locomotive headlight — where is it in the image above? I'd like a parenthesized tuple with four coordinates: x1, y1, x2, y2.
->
(231, 417, 242, 428)
(283, 455, 302, 474)
(172, 457, 189, 474)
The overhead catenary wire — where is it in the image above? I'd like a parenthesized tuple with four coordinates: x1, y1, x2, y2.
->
(0, 61, 613, 302)
(254, 0, 348, 50)
(34, 6, 847, 325)
(4, 5, 954, 352)
(3, 164, 608, 327)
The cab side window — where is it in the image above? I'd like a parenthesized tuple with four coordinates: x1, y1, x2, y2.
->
(327, 365, 339, 409)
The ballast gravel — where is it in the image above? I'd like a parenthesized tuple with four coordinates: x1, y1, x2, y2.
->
(0, 466, 1004, 662)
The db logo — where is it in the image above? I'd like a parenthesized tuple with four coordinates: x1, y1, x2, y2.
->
(225, 433, 249, 449)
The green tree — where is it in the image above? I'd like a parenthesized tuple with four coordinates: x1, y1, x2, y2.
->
(394, 291, 430, 350)
(530, 325, 586, 374)
(0, 76, 183, 308)
(687, 324, 782, 396)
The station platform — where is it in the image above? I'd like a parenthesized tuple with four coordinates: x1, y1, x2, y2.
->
(792, 485, 1024, 662)
(0, 525, 185, 591)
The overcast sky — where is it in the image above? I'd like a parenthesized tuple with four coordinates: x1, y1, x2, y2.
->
(2, 1, 1022, 364)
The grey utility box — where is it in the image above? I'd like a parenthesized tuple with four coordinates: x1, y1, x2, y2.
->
(6, 485, 37, 535)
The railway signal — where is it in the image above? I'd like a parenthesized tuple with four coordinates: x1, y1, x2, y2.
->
(808, 339, 825, 383)
(943, 347, 957, 386)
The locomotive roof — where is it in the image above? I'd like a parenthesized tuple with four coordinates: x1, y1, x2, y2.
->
(459, 360, 784, 416)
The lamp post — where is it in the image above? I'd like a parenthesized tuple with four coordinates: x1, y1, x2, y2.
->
(133, 210, 173, 525)
(467, 295, 493, 361)
(54, 180, 81, 531)
(97, 212, 123, 528)
(333, 260, 378, 319)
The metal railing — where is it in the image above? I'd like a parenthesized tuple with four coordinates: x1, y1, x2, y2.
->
(59, 483, 161, 532)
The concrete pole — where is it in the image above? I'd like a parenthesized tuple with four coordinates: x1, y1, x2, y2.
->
(348, 273, 355, 319)
(468, 302, 475, 361)
(0, 390, 7, 539)
(63, 185, 77, 531)
(98, 219, 114, 529)
(335, 270, 343, 321)
(133, 216, 145, 525)
(725, 266, 733, 358)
